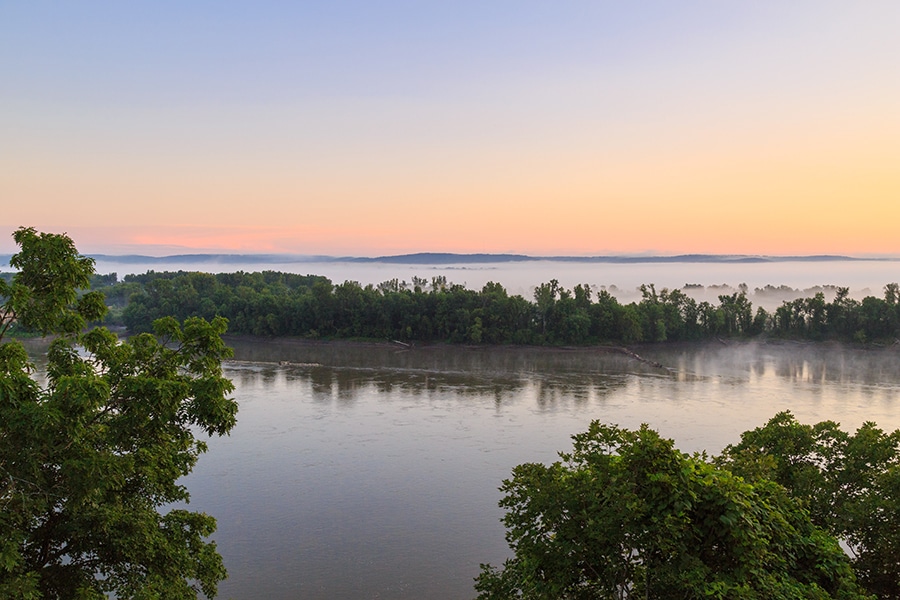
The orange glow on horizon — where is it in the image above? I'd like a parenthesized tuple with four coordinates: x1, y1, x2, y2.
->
(3, 82, 898, 258)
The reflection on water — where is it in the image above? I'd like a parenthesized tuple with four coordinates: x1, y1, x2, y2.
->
(16, 337, 900, 599)
(180, 338, 900, 600)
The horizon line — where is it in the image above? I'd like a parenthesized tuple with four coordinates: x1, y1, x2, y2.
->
(4, 251, 897, 267)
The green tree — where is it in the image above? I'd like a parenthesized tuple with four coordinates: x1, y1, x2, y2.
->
(638, 284, 668, 342)
(533, 280, 560, 339)
(720, 412, 900, 598)
(476, 421, 869, 600)
(587, 290, 621, 341)
(0, 228, 237, 599)
(717, 292, 754, 337)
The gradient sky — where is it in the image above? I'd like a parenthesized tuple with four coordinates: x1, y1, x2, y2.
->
(2, 2, 898, 256)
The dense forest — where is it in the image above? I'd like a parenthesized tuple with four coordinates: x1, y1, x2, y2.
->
(44, 270, 899, 345)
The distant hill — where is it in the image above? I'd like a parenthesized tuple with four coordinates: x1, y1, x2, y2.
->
(1, 252, 884, 270)
(86, 253, 325, 264)
(346, 252, 532, 264)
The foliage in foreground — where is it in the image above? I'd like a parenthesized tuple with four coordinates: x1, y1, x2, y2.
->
(0, 228, 238, 599)
(719, 413, 900, 599)
(476, 420, 876, 600)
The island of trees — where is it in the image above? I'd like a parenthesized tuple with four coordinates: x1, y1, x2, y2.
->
(37, 269, 900, 345)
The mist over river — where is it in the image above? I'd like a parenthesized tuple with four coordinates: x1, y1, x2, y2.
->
(173, 339, 898, 599)
(86, 257, 900, 310)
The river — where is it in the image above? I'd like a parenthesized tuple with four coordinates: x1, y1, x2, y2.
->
(173, 338, 900, 599)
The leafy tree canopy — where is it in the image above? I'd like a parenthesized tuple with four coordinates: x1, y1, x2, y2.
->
(719, 412, 900, 599)
(476, 421, 871, 600)
(1, 228, 237, 599)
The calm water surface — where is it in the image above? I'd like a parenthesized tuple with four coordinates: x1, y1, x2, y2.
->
(175, 339, 900, 600)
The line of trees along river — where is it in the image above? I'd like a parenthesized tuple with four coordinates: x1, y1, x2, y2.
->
(88, 270, 900, 344)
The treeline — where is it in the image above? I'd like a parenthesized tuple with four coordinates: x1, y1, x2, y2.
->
(88, 270, 900, 344)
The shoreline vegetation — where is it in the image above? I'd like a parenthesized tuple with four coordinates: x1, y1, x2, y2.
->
(5, 269, 898, 346)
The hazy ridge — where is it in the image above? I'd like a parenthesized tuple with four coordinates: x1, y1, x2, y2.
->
(2, 252, 885, 268)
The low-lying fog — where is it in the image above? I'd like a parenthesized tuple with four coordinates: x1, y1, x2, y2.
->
(87, 257, 900, 310)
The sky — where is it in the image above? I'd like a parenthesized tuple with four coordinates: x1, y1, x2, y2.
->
(2, 2, 899, 257)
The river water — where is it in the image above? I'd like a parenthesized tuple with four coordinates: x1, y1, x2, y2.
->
(174, 338, 900, 599)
